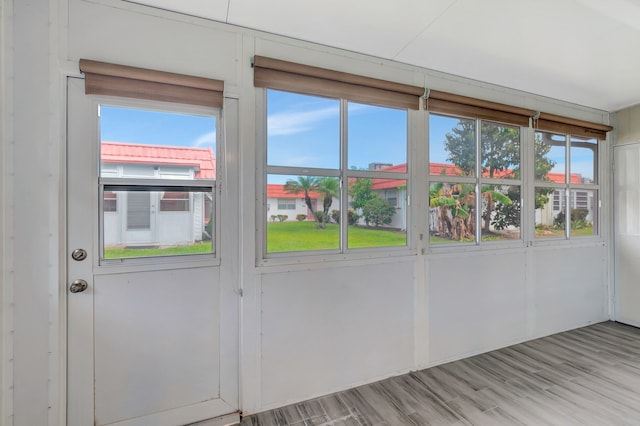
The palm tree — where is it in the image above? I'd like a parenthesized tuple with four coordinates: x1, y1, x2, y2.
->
(317, 177, 340, 216)
(283, 176, 318, 217)
(429, 182, 475, 241)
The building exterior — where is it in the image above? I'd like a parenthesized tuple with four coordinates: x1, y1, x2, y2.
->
(101, 142, 215, 247)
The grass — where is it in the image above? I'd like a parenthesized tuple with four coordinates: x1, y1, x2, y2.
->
(104, 241, 212, 259)
(267, 221, 406, 253)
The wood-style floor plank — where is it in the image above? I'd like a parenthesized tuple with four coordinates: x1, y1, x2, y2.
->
(240, 321, 640, 425)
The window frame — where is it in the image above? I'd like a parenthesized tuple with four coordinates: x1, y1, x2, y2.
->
(260, 89, 413, 260)
(427, 113, 525, 249)
(533, 131, 600, 241)
(95, 97, 221, 265)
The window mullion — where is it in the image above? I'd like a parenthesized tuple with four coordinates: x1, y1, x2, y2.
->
(476, 120, 482, 244)
(341, 99, 349, 252)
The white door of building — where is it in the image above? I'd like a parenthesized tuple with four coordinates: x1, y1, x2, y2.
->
(66, 77, 239, 426)
(614, 143, 640, 327)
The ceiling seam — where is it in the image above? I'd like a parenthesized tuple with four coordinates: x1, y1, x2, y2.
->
(391, 0, 461, 61)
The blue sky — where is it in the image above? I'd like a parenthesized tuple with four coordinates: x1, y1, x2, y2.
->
(100, 98, 595, 183)
(100, 105, 216, 151)
(267, 90, 407, 171)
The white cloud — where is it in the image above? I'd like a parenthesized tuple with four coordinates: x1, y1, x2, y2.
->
(193, 131, 216, 148)
(268, 106, 338, 136)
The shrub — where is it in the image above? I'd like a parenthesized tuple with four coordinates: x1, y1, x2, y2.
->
(296, 214, 307, 222)
(553, 208, 591, 230)
(362, 198, 395, 227)
(277, 214, 288, 222)
(347, 209, 360, 225)
(330, 209, 340, 223)
(270, 215, 277, 222)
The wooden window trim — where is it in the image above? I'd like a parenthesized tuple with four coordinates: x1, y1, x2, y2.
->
(79, 59, 224, 108)
(534, 113, 612, 140)
(426, 90, 534, 127)
(253, 56, 424, 110)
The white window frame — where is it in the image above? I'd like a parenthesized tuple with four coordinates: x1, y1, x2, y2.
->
(427, 113, 525, 249)
(95, 97, 221, 266)
(259, 89, 413, 262)
(533, 131, 600, 241)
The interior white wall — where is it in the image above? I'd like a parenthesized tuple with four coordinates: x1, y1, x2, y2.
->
(2, 0, 613, 424)
(613, 104, 640, 327)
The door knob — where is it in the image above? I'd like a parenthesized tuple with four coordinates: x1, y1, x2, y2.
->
(69, 279, 88, 293)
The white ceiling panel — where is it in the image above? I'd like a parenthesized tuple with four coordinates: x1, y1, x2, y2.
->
(126, 0, 230, 22)
(123, 0, 640, 111)
(227, 0, 457, 59)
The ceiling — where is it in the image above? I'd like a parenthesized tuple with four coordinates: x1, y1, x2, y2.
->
(129, 0, 640, 112)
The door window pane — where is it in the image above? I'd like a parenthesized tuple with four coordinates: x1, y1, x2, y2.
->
(267, 90, 339, 169)
(100, 105, 216, 180)
(430, 115, 476, 177)
(99, 105, 216, 260)
(347, 102, 406, 172)
(104, 189, 213, 259)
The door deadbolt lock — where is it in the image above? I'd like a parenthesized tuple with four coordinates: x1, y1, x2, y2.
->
(71, 248, 87, 262)
(69, 279, 88, 293)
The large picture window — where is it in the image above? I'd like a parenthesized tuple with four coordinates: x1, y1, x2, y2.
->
(428, 115, 522, 245)
(265, 90, 408, 254)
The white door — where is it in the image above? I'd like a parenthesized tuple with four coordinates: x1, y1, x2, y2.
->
(66, 77, 239, 426)
(614, 143, 640, 327)
(123, 191, 156, 245)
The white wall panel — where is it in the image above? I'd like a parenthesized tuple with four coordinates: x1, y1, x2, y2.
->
(532, 245, 606, 336)
(614, 142, 640, 326)
(69, 0, 241, 84)
(259, 261, 415, 407)
(427, 250, 527, 363)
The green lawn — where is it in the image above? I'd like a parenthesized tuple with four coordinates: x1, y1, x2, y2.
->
(267, 221, 406, 253)
(104, 241, 212, 259)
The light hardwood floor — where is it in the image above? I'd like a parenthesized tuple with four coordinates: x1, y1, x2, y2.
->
(240, 321, 640, 425)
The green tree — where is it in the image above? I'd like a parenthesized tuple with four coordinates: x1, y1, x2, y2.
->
(349, 178, 377, 210)
(444, 121, 476, 176)
(362, 197, 396, 227)
(444, 121, 555, 233)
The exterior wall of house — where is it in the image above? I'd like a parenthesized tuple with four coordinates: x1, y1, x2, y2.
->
(1, 1, 613, 425)
(102, 163, 204, 247)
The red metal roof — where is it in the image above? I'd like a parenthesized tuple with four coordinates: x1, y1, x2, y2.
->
(267, 184, 320, 199)
(101, 142, 216, 179)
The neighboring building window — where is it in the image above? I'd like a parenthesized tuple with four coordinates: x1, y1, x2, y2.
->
(104, 191, 117, 212)
(429, 115, 521, 245)
(160, 191, 190, 212)
(385, 189, 398, 208)
(277, 198, 296, 210)
(534, 132, 598, 238)
(265, 89, 408, 254)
